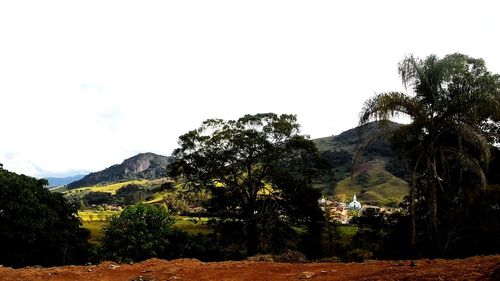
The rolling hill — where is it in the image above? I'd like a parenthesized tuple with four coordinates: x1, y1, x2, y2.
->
(67, 152, 174, 189)
(313, 121, 409, 206)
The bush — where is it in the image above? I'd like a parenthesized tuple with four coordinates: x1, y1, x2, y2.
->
(83, 191, 115, 206)
(100, 204, 174, 262)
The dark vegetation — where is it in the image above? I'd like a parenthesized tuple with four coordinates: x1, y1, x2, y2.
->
(358, 53, 500, 258)
(1, 52, 499, 268)
(80, 184, 147, 206)
(0, 168, 90, 268)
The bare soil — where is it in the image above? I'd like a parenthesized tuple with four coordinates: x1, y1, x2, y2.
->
(0, 255, 499, 281)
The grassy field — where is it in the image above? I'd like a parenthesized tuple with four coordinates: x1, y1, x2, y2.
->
(78, 210, 120, 221)
(81, 221, 108, 244)
(80, 212, 356, 248)
(173, 216, 211, 235)
(79, 213, 212, 244)
(144, 190, 170, 204)
(67, 180, 150, 195)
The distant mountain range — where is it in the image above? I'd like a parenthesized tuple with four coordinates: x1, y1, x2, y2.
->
(45, 175, 86, 188)
(67, 152, 174, 189)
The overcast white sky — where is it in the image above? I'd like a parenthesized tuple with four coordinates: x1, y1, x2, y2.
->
(1, 0, 499, 178)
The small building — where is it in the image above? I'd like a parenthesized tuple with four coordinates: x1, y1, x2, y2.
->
(347, 194, 362, 210)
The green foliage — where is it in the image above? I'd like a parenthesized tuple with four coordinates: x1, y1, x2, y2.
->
(115, 184, 145, 205)
(169, 113, 330, 256)
(0, 169, 91, 267)
(151, 184, 209, 214)
(83, 191, 115, 205)
(100, 204, 175, 262)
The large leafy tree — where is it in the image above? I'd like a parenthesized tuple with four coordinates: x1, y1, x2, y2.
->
(359, 53, 500, 252)
(169, 113, 329, 256)
(0, 168, 90, 267)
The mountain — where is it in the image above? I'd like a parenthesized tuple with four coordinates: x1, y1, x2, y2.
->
(314, 120, 402, 153)
(45, 175, 86, 188)
(67, 153, 174, 189)
(313, 121, 409, 206)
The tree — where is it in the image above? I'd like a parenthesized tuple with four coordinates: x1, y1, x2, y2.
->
(359, 53, 500, 253)
(0, 168, 90, 267)
(100, 204, 175, 262)
(115, 184, 145, 205)
(169, 113, 329, 256)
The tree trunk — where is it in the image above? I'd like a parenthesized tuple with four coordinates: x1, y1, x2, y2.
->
(246, 219, 259, 256)
(429, 180, 439, 246)
(409, 153, 423, 255)
(427, 153, 440, 251)
(409, 176, 416, 252)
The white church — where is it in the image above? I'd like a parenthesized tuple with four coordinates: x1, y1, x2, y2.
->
(347, 194, 362, 210)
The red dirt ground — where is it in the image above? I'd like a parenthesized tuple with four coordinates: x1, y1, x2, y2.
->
(0, 255, 499, 281)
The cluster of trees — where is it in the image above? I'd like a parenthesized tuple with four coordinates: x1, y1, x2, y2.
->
(0, 169, 90, 267)
(65, 184, 146, 209)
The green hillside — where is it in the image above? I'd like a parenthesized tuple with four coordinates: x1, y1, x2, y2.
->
(333, 159, 409, 206)
(67, 180, 149, 195)
(313, 121, 409, 206)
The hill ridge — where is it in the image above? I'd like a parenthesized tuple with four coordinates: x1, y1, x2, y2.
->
(67, 152, 173, 189)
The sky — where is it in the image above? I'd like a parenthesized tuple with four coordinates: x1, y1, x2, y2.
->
(1, 0, 499, 178)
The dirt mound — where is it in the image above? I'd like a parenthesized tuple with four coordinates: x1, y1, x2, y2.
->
(0, 255, 498, 280)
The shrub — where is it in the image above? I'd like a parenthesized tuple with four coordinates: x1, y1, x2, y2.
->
(100, 204, 174, 262)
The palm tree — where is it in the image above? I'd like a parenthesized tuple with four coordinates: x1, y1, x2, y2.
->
(359, 53, 500, 252)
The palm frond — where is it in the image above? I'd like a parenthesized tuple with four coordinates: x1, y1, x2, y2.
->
(460, 155, 487, 189)
(454, 123, 491, 165)
(398, 54, 422, 90)
(359, 92, 423, 125)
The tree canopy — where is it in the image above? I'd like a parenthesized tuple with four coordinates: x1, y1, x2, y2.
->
(0, 168, 90, 267)
(169, 113, 329, 256)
